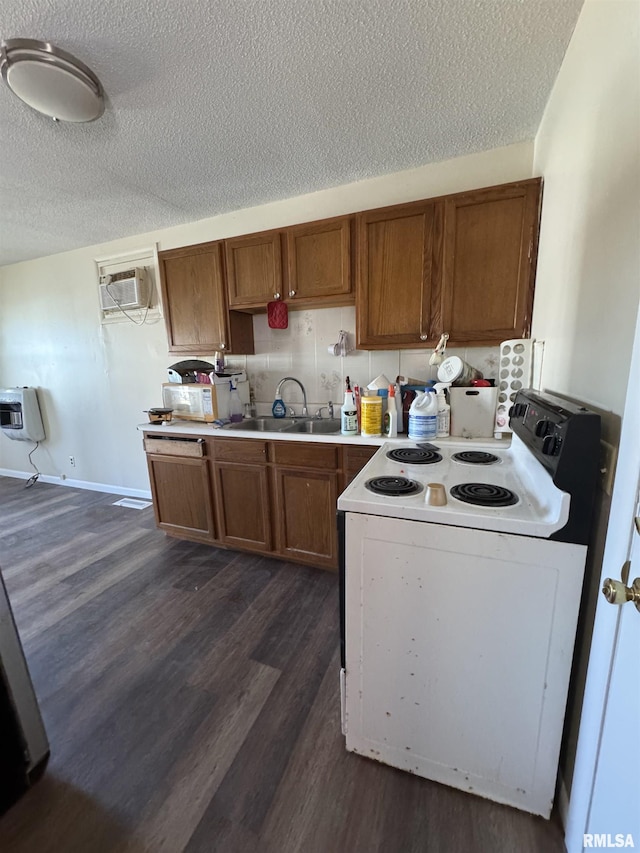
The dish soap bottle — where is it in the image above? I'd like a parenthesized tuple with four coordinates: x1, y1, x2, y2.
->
(272, 391, 287, 418)
(229, 379, 244, 423)
(341, 376, 358, 436)
(383, 384, 398, 437)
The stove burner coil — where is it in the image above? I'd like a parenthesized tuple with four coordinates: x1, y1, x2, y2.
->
(387, 448, 443, 465)
(365, 476, 423, 497)
(451, 451, 500, 465)
(450, 483, 518, 507)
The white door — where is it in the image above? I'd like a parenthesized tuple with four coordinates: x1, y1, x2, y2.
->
(587, 499, 640, 842)
(565, 305, 640, 850)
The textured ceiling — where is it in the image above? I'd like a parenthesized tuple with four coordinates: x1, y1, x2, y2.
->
(0, 0, 583, 266)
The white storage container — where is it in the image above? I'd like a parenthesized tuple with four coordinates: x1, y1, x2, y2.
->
(449, 387, 498, 438)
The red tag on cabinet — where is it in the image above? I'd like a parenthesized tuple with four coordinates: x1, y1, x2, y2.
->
(267, 300, 288, 329)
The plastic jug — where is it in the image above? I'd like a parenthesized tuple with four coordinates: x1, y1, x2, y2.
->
(408, 388, 438, 440)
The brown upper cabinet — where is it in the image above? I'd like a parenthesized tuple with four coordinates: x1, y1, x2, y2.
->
(158, 177, 541, 354)
(158, 241, 254, 355)
(284, 216, 354, 306)
(356, 200, 439, 349)
(225, 229, 283, 309)
(225, 216, 354, 311)
(356, 178, 542, 349)
(440, 180, 541, 345)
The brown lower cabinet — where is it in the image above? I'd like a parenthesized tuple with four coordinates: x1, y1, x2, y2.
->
(271, 441, 341, 571)
(272, 468, 339, 570)
(143, 433, 378, 571)
(213, 438, 272, 552)
(145, 447, 216, 542)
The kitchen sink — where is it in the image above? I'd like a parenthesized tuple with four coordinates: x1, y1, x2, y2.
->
(281, 418, 342, 435)
(223, 416, 341, 435)
(223, 417, 299, 431)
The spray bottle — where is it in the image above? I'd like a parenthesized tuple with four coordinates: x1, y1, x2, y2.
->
(383, 384, 398, 437)
(434, 382, 451, 438)
(341, 376, 358, 436)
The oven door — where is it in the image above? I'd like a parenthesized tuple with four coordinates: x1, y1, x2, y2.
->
(337, 510, 346, 669)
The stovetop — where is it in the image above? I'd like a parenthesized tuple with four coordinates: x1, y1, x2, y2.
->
(337, 435, 571, 539)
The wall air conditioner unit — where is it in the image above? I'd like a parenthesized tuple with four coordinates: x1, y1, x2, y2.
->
(99, 268, 149, 311)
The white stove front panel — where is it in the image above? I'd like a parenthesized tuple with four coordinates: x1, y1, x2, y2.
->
(337, 438, 570, 538)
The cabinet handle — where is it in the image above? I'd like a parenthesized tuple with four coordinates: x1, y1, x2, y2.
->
(289, 290, 296, 297)
(220, 343, 226, 350)
(420, 334, 428, 341)
(273, 292, 280, 300)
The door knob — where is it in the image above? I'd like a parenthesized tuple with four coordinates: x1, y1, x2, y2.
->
(289, 290, 296, 297)
(602, 567, 640, 613)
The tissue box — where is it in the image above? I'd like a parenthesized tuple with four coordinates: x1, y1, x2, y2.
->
(449, 387, 498, 438)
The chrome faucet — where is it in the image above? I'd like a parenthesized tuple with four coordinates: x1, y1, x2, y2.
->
(275, 377, 308, 417)
(315, 401, 334, 419)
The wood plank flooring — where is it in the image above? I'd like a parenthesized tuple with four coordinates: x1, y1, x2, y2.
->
(0, 476, 566, 852)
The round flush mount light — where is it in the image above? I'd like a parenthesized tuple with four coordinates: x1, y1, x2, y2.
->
(0, 38, 104, 122)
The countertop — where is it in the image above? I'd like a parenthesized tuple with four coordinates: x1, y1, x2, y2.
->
(138, 421, 510, 448)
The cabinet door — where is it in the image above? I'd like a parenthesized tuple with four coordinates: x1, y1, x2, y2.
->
(341, 444, 378, 491)
(225, 230, 283, 309)
(159, 242, 229, 354)
(439, 180, 541, 345)
(146, 454, 216, 541)
(213, 462, 272, 552)
(356, 201, 439, 349)
(285, 216, 354, 306)
(273, 467, 339, 571)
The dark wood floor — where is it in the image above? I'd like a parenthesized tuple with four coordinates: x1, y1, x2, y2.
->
(0, 476, 566, 852)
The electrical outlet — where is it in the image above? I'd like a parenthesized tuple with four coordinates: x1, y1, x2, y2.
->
(69, 456, 76, 467)
(599, 441, 617, 497)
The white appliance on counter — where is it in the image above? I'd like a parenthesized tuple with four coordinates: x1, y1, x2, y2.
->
(337, 389, 600, 818)
(162, 378, 249, 423)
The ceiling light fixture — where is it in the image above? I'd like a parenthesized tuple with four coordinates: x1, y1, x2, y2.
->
(0, 38, 104, 122)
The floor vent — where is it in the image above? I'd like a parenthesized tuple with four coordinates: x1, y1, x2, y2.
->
(112, 498, 152, 510)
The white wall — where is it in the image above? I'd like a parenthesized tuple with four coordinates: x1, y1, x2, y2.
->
(530, 0, 640, 828)
(0, 142, 532, 494)
(532, 0, 640, 415)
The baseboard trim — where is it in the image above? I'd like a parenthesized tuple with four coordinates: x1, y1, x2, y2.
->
(0, 468, 152, 500)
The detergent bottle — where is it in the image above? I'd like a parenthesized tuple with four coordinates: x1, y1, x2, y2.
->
(408, 388, 438, 440)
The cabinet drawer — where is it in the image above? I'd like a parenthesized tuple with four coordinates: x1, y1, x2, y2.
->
(212, 438, 268, 463)
(144, 436, 206, 457)
(271, 442, 339, 470)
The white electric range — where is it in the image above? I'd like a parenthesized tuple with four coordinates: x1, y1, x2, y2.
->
(338, 389, 600, 818)
(337, 434, 571, 539)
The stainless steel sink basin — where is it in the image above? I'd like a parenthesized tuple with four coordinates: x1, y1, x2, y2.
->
(281, 418, 342, 435)
(223, 416, 341, 435)
(223, 417, 299, 431)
